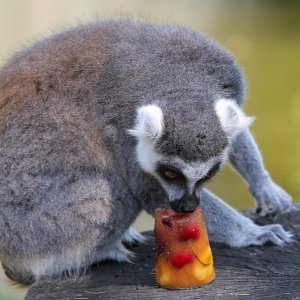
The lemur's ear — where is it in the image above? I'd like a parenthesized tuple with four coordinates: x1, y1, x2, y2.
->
(128, 104, 164, 140)
(215, 99, 254, 139)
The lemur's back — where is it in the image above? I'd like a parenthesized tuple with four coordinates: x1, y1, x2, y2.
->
(0, 21, 114, 131)
(0, 19, 244, 184)
(0, 22, 120, 185)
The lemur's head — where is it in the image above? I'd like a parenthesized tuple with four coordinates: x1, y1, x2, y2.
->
(128, 99, 253, 213)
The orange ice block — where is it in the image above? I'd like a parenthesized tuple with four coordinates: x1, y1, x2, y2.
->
(155, 207, 215, 289)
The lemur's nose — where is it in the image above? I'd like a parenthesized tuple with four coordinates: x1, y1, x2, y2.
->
(169, 192, 199, 214)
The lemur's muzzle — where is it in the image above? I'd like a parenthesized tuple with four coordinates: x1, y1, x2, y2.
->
(169, 191, 199, 213)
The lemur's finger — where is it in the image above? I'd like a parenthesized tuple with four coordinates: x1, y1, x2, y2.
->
(266, 211, 277, 218)
(272, 199, 284, 213)
(261, 224, 294, 244)
(264, 207, 278, 218)
(279, 192, 293, 211)
(260, 232, 284, 246)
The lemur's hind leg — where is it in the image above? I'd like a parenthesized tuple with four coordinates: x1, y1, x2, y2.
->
(229, 128, 292, 216)
(199, 188, 293, 247)
(0, 172, 140, 284)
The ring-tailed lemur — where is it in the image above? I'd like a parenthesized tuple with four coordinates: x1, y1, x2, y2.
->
(0, 19, 293, 284)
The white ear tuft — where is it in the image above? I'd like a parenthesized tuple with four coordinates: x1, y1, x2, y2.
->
(128, 105, 164, 140)
(215, 99, 254, 139)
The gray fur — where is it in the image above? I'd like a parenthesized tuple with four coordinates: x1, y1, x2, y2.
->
(229, 128, 292, 215)
(0, 19, 292, 283)
(155, 104, 228, 161)
(199, 189, 292, 247)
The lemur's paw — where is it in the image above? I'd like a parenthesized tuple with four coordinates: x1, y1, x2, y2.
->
(251, 179, 293, 216)
(251, 224, 293, 246)
(231, 223, 293, 247)
(93, 242, 134, 264)
(122, 227, 146, 248)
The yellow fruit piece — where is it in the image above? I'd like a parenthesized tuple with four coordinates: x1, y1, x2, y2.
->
(192, 258, 215, 285)
(194, 246, 213, 266)
(155, 254, 215, 289)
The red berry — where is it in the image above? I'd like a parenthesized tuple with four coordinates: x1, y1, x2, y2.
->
(178, 224, 200, 241)
(171, 251, 194, 268)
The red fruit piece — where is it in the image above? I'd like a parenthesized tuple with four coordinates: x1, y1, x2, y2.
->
(171, 251, 194, 268)
(179, 224, 200, 241)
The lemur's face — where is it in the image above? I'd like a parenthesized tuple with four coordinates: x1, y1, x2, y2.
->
(152, 153, 227, 213)
(129, 99, 253, 213)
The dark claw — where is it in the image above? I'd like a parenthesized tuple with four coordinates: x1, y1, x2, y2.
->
(256, 207, 262, 214)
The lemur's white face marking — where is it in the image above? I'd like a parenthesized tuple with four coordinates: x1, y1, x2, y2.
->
(214, 98, 254, 140)
(128, 105, 164, 174)
(128, 100, 253, 209)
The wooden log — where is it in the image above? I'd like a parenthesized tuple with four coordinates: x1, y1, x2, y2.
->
(26, 204, 300, 299)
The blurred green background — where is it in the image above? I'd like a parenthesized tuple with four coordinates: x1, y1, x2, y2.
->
(0, 0, 299, 299)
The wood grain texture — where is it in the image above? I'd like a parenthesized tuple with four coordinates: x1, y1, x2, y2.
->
(26, 203, 300, 300)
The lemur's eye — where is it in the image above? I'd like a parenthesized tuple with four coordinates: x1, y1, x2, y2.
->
(157, 164, 185, 182)
(164, 170, 178, 179)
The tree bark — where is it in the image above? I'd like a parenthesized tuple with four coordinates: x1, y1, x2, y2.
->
(26, 203, 300, 300)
